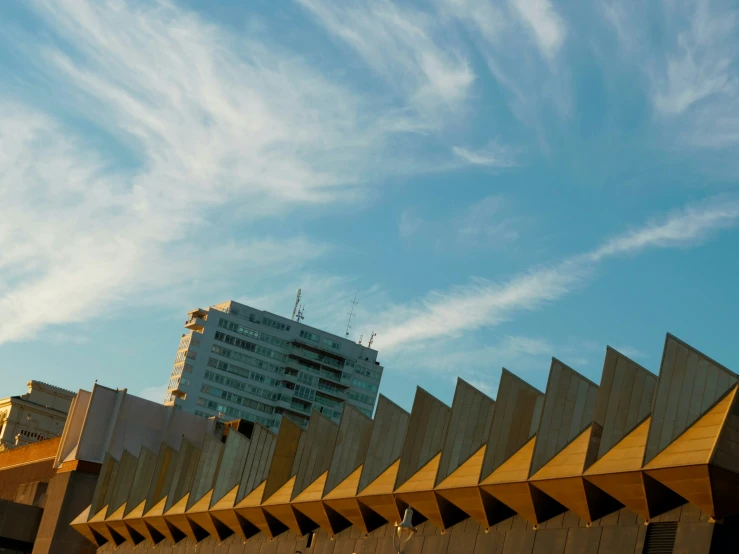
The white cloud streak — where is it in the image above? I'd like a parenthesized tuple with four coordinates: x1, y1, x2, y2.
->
(605, 0, 739, 148)
(452, 143, 515, 167)
(298, 0, 475, 122)
(0, 0, 433, 344)
(509, 0, 567, 59)
(376, 197, 739, 351)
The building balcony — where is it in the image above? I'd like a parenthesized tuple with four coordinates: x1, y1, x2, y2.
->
(184, 317, 205, 332)
(289, 341, 345, 368)
(287, 401, 312, 415)
(317, 381, 346, 399)
(319, 369, 347, 386)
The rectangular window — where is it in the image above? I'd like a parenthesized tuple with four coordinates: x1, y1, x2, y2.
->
(299, 330, 320, 342)
(322, 338, 341, 350)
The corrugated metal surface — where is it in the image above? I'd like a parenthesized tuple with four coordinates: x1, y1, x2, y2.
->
(644, 335, 737, 464)
(291, 411, 339, 500)
(585, 348, 656, 470)
(435, 379, 495, 487)
(529, 360, 598, 477)
(211, 430, 250, 505)
(394, 387, 450, 489)
(481, 369, 544, 481)
(188, 433, 224, 508)
(165, 439, 201, 510)
(236, 424, 276, 504)
(124, 447, 157, 516)
(358, 395, 410, 494)
(143, 442, 176, 513)
(262, 417, 302, 501)
(325, 405, 373, 494)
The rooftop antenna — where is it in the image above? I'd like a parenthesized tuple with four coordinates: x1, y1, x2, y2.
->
(358, 334, 363, 345)
(368, 331, 377, 349)
(295, 304, 305, 324)
(345, 293, 359, 338)
(292, 289, 302, 321)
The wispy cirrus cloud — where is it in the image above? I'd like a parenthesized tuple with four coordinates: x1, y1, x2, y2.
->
(452, 143, 515, 167)
(0, 0, 472, 344)
(298, 0, 475, 122)
(456, 195, 520, 245)
(375, 197, 739, 351)
(509, 0, 567, 60)
(604, 0, 739, 148)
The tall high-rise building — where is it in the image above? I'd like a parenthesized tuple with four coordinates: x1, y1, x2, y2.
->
(164, 300, 383, 430)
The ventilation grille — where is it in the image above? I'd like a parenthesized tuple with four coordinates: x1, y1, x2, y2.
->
(643, 522, 678, 554)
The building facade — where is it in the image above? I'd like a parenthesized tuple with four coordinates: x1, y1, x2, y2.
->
(164, 301, 384, 430)
(63, 333, 739, 554)
(0, 381, 75, 451)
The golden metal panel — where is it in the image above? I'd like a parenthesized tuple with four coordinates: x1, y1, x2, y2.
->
(583, 472, 648, 519)
(645, 465, 714, 517)
(645, 388, 736, 470)
(480, 438, 535, 485)
(585, 419, 650, 476)
(530, 428, 590, 481)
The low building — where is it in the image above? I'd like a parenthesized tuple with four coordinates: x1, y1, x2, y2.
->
(0, 381, 75, 451)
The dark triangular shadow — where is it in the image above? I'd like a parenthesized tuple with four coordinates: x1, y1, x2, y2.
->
(435, 493, 469, 529)
(165, 520, 186, 543)
(89, 528, 108, 547)
(293, 506, 319, 536)
(325, 503, 352, 535)
(358, 501, 387, 533)
(263, 509, 289, 538)
(210, 515, 234, 541)
(234, 512, 261, 539)
(124, 524, 145, 545)
(108, 527, 127, 547)
(480, 489, 516, 527)
(583, 479, 624, 522)
(144, 521, 165, 544)
(643, 473, 686, 519)
(530, 484, 568, 524)
(184, 517, 210, 543)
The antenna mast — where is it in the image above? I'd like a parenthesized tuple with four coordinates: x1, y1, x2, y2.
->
(291, 288, 302, 320)
(295, 304, 305, 323)
(368, 331, 377, 348)
(345, 293, 359, 338)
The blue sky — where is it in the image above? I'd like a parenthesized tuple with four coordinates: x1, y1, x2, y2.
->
(1, 0, 738, 411)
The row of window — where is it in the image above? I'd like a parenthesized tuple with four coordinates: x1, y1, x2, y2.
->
(218, 318, 288, 349)
(353, 366, 379, 380)
(292, 344, 343, 370)
(194, 399, 278, 428)
(316, 405, 343, 420)
(177, 335, 191, 351)
(313, 392, 341, 408)
(294, 384, 315, 401)
(204, 370, 279, 402)
(351, 378, 378, 392)
(207, 358, 281, 387)
(298, 329, 343, 352)
(347, 390, 374, 406)
(214, 331, 286, 362)
(198, 386, 275, 415)
(262, 316, 290, 331)
(210, 345, 283, 375)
